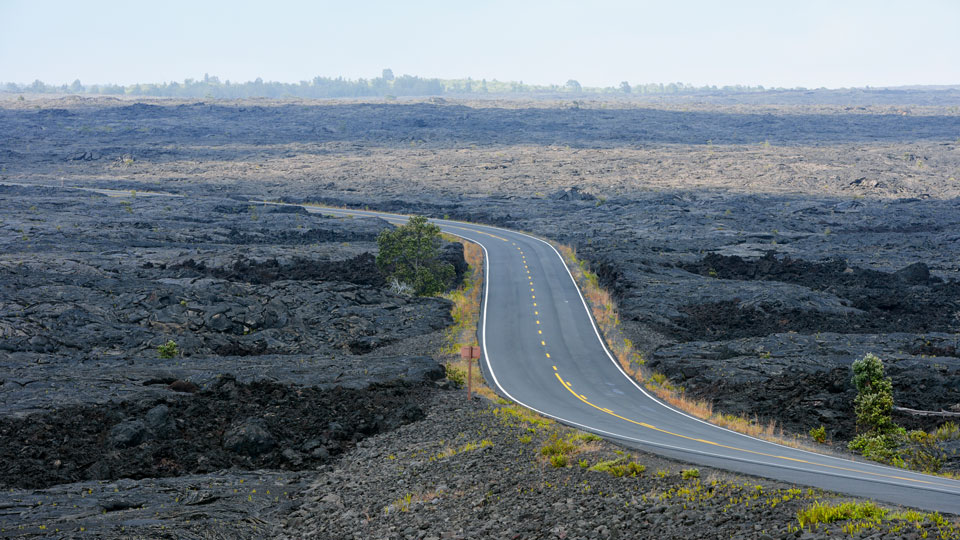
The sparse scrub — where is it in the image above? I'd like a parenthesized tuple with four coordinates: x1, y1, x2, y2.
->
(797, 501, 886, 529)
(556, 245, 645, 378)
(434, 439, 493, 460)
(493, 403, 553, 428)
(589, 458, 646, 477)
(796, 500, 959, 537)
(445, 364, 466, 387)
(157, 340, 179, 359)
(681, 468, 700, 480)
(436, 234, 496, 398)
(540, 432, 577, 458)
(809, 425, 827, 444)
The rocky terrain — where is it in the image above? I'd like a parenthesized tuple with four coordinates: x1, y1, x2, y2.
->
(282, 391, 958, 540)
(1, 94, 959, 536)
(0, 184, 458, 537)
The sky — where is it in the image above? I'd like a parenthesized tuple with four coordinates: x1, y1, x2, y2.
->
(1, 0, 957, 89)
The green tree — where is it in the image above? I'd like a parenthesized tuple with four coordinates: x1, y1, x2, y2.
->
(848, 353, 906, 466)
(619, 81, 631, 94)
(376, 216, 454, 296)
(852, 353, 897, 434)
(565, 79, 582, 93)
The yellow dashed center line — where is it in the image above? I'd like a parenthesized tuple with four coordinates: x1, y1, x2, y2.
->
(551, 372, 956, 489)
(541, 340, 546, 346)
(445, 225, 508, 242)
(538, 330, 542, 335)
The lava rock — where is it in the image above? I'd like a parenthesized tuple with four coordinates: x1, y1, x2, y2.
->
(168, 380, 199, 393)
(222, 418, 276, 457)
(549, 186, 596, 201)
(144, 404, 176, 438)
(109, 420, 147, 449)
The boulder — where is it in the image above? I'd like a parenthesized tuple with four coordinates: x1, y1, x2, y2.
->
(549, 186, 596, 202)
(144, 404, 176, 438)
(223, 418, 276, 457)
(109, 420, 147, 449)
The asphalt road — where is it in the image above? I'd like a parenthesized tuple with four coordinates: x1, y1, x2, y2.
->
(12, 183, 958, 513)
(309, 206, 960, 514)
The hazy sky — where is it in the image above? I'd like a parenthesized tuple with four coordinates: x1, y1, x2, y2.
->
(1, 0, 957, 88)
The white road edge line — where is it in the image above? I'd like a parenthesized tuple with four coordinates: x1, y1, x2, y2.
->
(11, 186, 956, 491)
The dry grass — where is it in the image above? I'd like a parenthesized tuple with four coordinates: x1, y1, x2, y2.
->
(556, 245, 647, 379)
(438, 234, 493, 397)
(556, 243, 823, 452)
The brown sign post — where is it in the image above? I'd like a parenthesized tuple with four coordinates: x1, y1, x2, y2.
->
(460, 346, 482, 399)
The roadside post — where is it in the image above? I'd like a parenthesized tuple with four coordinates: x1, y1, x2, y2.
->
(460, 346, 482, 399)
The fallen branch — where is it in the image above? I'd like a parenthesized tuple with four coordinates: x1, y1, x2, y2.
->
(893, 406, 960, 418)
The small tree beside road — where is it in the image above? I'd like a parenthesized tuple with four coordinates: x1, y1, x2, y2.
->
(848, 353, 906, 465)
(376, 216, 454, 296)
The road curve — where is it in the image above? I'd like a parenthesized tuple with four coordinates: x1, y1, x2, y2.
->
(311, 205, 960, 514)
(9, 184, 957, 513)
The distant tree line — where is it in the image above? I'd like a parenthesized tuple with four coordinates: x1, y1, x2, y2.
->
(2, 70, 778, 99)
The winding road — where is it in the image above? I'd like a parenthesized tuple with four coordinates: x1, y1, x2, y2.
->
(10, 182, 958, 513)
(312, 205, 960, 514)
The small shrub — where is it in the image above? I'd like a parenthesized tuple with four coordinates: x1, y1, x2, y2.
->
(848, 432, 906, 468)
(157, 340, 179, 359)
(540, 433, 577, 457)
(591, 459, 647, 478)
(445, 364, 466, 386)
(809, 425, 827, 444)
(493, 404, 553, 428)
(389, 277, 414, 296)
(589, 459, 621, 474)
(797, 501, 886, 530)
(573, 432, 602, 442)
(550, 454, 568, 468)
(578, 459, 589, 468)
(934, 421, 960, 441)
(680, 468, 700, 480)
